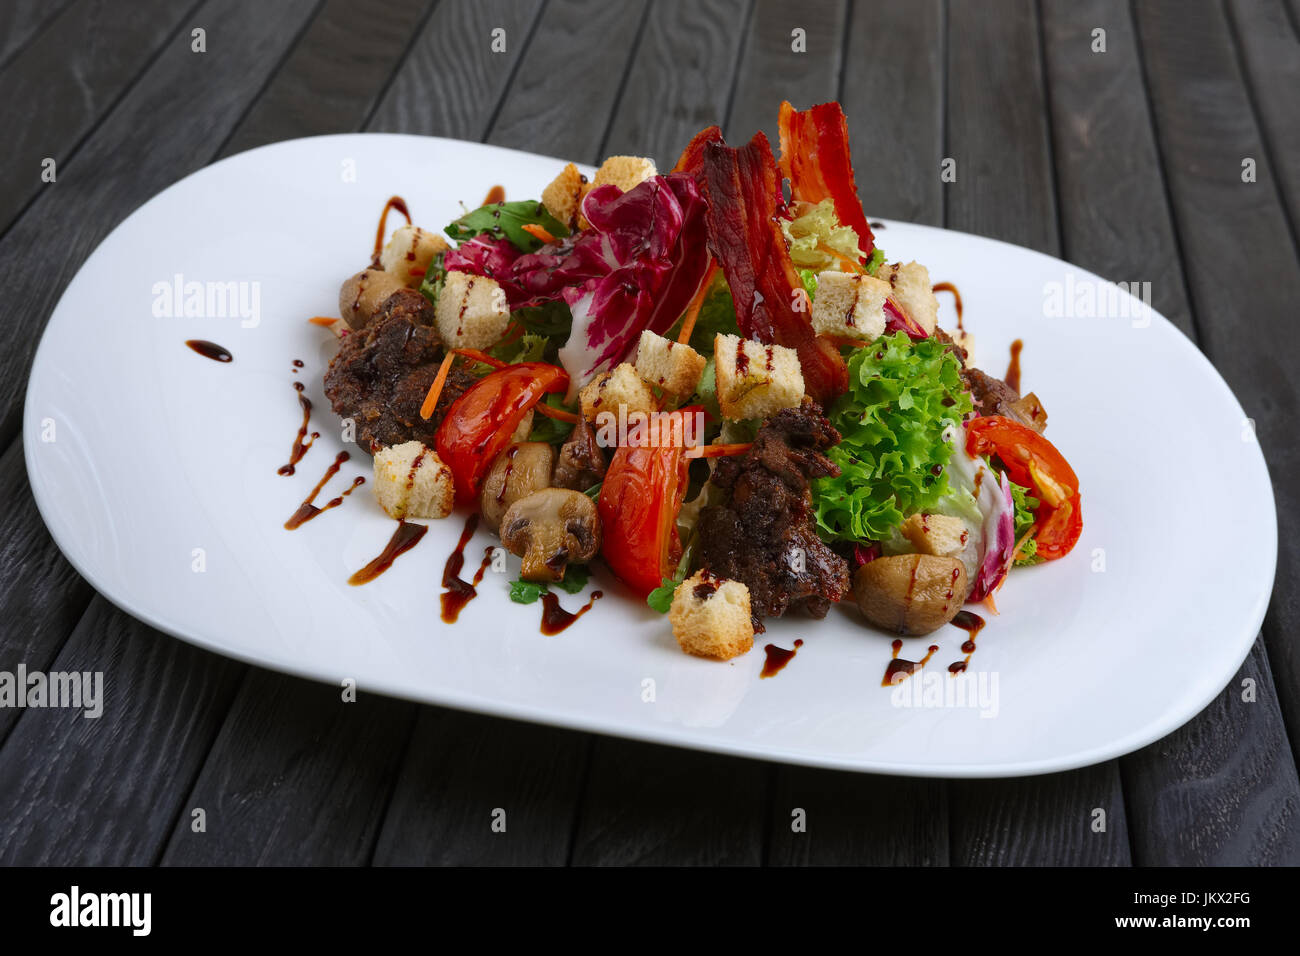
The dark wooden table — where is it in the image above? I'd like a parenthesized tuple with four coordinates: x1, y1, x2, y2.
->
(1, 0, 1297, 866)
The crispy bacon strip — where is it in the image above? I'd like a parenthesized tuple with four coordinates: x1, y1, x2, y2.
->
(701, 132, 847, 405)
(672, 124, 723, 178)
(777, 101, 876, 261)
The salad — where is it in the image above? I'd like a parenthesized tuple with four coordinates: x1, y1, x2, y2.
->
(319, 100, 1082, 665)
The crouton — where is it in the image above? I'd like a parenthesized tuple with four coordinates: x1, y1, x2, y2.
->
(372, 441, 454, 520)
(578, 362, 658, 424)
(713, 334, 804, 421)
(900, 513, 969, 558)
(379, 224, 449, 287)
(634, 330, 706, 398)
(669, 571, 754, 661)
(877, 260, 939, 334)
(577, 155, 658, 229)
(434, 271, 510, 350)
(810, 271, 891, 341)
(541, 162, 586, 232)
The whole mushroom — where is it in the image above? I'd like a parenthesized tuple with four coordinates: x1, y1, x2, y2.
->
(500, 488, 601, 582)
(480, 442, 556, 534)
(852, 553, 968, 636)
(339, 268, 406, 331)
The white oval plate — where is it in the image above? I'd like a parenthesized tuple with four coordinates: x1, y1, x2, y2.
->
(24, 134, 1276, 777)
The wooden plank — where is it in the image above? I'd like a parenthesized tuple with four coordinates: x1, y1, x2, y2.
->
(0, 0, 320, 451)
(1134, 0, 1300, 765)
(487, 0, 652, 161)
(0, 0, 322, 864)
(944, 0, 1130, 864)
(367, 0, 546, 140)
(1044, 0, 1300, 866)
(161, 672, 415, 865)
(1124, 641, 1300, 865)
(839, 0, 944, 226)
(1226, 0, 1300, 281)
(372, 710, 589, 865)
(0, 600, 244, 865)
(0, 444, 95, 746)
(220, 0, 433, 157)
(600, 0, 751, 166)
(0, 0, 75, 68)
(767, 770, 948, 866)
(725, 0, 846, 147)
(569, 738, 767, 865)
(0, 0, 196, 236)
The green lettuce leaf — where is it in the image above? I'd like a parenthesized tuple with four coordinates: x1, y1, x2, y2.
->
(781, 199, 873, 273)
(812, 332, 972, 542)
(1010, 480, 1042, 566)
(445, 200, 570, 253)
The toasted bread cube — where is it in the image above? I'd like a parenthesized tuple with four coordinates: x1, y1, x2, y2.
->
(372, 441, 454, 520)
(434, 271, 510, 350)
(669, 571, 754, 661)
(577, 155, 658, 229)
(578, 362, 658, 423)
(877, 261, 938, 334)
(713, 334, 804, 421)
(900, 513, 969, 558)
(810, 271, 890, 341)
(379, 224, 449, 287)
(541, 162, 586, 232)
(634, 330, 706, 398)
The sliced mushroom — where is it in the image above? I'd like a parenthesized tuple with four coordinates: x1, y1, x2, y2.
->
(500, 488, 601, 582)
(339, 268, 405, 331)
(480, 441, 555, 534)
(852, 554, 968, 636)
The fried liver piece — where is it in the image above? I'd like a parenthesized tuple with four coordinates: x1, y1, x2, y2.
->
(552, 416, 608, 491)
(697, 400, 850, 632)
(324, 305, 473, 451)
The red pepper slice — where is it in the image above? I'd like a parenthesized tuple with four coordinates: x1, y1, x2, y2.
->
(597, 407, 701, 596)
(965, 416, 1083, 561)
(777, 100, 877, 262)
(435, 362, 568, 504)
(701, 133, 847, 405)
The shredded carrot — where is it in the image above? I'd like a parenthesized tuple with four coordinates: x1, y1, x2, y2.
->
(685, 441, 753, 460)
(409, 267, 426, 277)
(419, 352, 457, 420)
(981, 592, 1000, 615)
(308, 316, 339, 327)
(521, 223, 557, 244)
(1011, 525, 1038, 564)
(533, 403, 580, 424)
(676, 261, 719, 344)
(451, 348, 507, 369)
(818, 243, 865, 274)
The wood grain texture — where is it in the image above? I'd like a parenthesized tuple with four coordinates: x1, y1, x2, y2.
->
(601, 0, 752, 166)
(1045, 0, 1300, 867)
(944, 0, 1130, 864)
(372, 709, 589, 865)
(488, 0, 652, 161)
(0, 0, 320, 451)
(1227, 0, 1300, 245)
(161, 671, 416, 865)
(569, 737, 767, 865)
(725, 0, 846, 148)
(0, 599, 244, 865)
(0, 444, 95, 746)
(1124, 640, 1300, 865)
(1135, 0, 1300, 765)
(220, 0, 433, 158)
(0, 0, 193, 235)
(0, 0, 321, 863)
(0, 0, 76, 69)
(945, 0, 1058, 253)
(840, 0, 944, 226)
(367, 0, 547, 140)
(767, 769, 948, 866)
